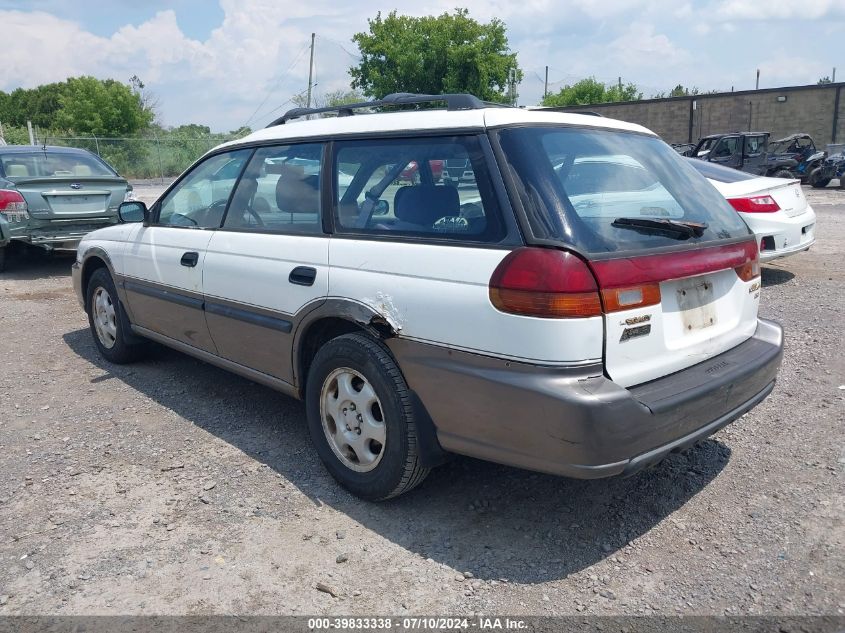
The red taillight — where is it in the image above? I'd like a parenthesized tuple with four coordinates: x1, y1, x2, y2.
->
(728, 195, 780, 213)
(590, 239, 759, 285)
(0, 189, 27, 212)
(490, 240, 760, 319)
(489, 248, 601, 318)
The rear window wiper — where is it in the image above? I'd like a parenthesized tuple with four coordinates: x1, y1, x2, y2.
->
(611, 217, 708, 239)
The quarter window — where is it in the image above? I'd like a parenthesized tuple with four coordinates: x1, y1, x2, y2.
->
(157, 149, 252, 228)
(223, 143, 323, 234)
(333, 136, 502, 241)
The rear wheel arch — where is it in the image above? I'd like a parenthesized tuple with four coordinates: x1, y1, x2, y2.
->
(293, 304, 448, 471)
(296, 316, 377, 397)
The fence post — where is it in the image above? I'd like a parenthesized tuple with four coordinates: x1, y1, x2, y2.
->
(154, 133, 165, 185)
(92, 133, 100, 156)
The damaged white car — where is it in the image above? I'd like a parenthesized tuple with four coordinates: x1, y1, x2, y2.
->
(73, 93, 783, 501)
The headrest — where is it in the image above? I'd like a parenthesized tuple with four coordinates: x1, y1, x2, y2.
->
(6, 163, 29, 177)
(73, 164, 92, 176)
(275, 164, 319, 214)
(394, 185, 460, 226)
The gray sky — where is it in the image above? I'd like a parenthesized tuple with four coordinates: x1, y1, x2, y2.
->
(1, 0, 842, 131)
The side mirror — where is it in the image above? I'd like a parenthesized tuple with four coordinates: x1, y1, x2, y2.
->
(373, 199, 390, 216)
(118, 201, 148, 224)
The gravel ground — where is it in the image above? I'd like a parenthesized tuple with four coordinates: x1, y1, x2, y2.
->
(0, 187, 842, 617)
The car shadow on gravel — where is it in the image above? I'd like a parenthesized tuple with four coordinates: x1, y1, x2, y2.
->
(761, 266, 795, 287)
(0, 248, 74, 280)
(64, 327, 731, 585)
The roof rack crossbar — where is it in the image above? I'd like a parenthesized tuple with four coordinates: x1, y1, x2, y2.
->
(267, 92, 490, 127)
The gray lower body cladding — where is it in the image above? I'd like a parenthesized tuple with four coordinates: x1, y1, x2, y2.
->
(388, 318, 783, 479)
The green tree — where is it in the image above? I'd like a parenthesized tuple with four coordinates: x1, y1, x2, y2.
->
(1, 76, 154, 136)
(541, 77, 642, 107)
(0, 83, 64, 128)
(350, 9, 521, 103)
(54, 76, 154, 136)
(668, 84, 700, 97)
(818, 76, 832, 85)
(228, 125, 252, 138)
(324, 89, 365, 107)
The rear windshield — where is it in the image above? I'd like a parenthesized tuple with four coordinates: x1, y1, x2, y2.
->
(686, 158, 757, 183)
(0, 151, 116, 179)
(497, 127, 751, 254)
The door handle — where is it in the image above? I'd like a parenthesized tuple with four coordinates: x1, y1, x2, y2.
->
(289, 266, 317, 286)
(180, 251, 199, 267)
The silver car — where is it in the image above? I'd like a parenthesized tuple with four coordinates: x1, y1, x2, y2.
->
(0, 145, 132, 271)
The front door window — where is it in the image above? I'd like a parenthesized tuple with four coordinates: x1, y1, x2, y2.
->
(156, 150, 253, 228)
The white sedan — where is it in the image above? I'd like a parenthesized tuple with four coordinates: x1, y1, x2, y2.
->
(688, 159, 816, 262)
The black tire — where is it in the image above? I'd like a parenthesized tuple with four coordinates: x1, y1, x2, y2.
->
(305, 333, 430, 501)
(774, 170, 793, 179)
(810, 172, 831, 188)
(0, 246, 6, 273)
(86, 267, 146, 364)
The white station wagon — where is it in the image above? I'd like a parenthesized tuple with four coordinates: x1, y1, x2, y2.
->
(72, 94, 784, 500)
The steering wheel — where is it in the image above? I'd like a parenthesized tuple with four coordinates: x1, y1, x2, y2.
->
(170, 212, 198, 226)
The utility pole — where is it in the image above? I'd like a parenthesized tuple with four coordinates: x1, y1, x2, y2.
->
(508, 69, 517, 106)
(544, 66, 549, 100)
(306, 32, 316, 110)
(756, 68, 760, 90)
(833, 67, 837, 83)
(618, 76, 622, 93)
(27, 120, 35, 145)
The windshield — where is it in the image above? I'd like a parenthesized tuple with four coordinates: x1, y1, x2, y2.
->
(686, 158, 757, 183)
(0, 150, 117, 179)
(497, 127, 751, 254)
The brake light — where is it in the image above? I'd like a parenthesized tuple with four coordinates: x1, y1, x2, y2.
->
(0, 189, 29, 220)
(728, 195, 780, 213)
(489, 248, 601, 318)
(490, 240, 760, 319)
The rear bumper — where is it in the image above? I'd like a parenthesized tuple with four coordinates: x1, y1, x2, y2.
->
(390, 318, 783, 479)
(14, 231, 90, 250)
(745, 205, 816, 262)
(0, 216, 10, 248)
(9, 219, 116, 251)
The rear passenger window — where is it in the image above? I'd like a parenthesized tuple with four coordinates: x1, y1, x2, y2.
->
(333, 136, 503, 241)
(223, 143, 324, 234)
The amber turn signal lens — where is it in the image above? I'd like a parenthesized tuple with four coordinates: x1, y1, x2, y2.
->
(489, 287, 602, 319)
(734, 260, 761, 282)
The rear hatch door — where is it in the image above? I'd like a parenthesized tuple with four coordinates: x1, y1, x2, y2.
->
(594, 241, 760, 388)
(494, 123, 761, 388)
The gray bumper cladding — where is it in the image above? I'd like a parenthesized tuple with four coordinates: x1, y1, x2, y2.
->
(390, 319, 784, 479)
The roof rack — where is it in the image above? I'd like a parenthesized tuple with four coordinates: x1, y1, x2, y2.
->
(267, 92, 491, 127)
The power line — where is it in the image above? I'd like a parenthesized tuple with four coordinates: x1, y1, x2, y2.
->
(315, 35, 362, 61)
(243, 43, 311, 129)
(251, 87, 312, 128)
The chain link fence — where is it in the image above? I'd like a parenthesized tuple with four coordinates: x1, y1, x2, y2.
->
(38, 134, 240, 182)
